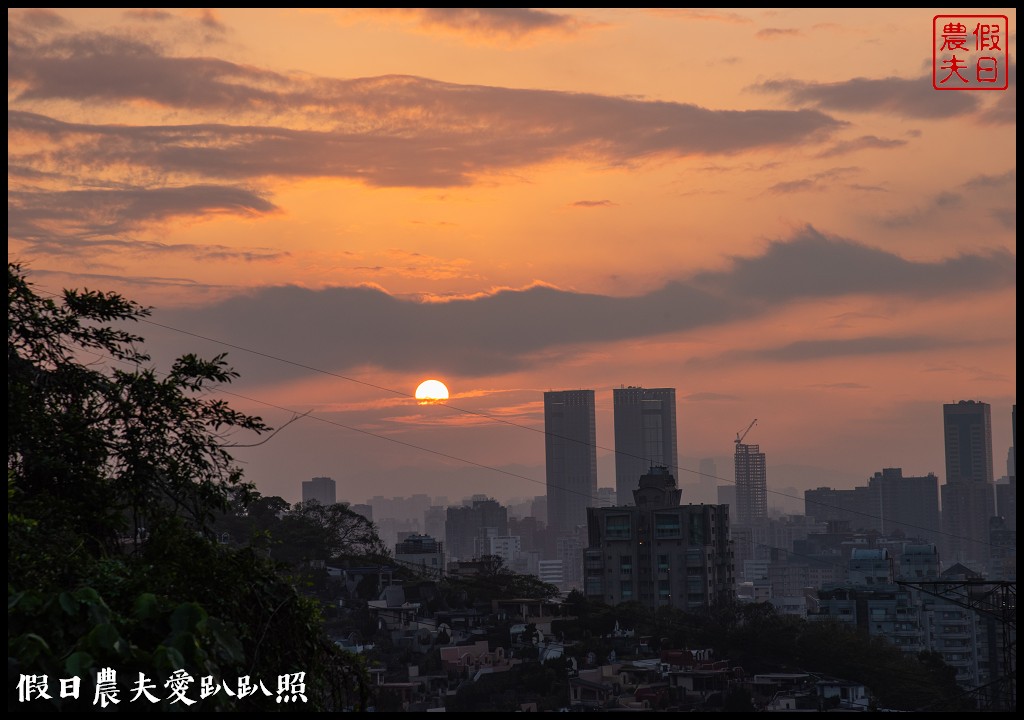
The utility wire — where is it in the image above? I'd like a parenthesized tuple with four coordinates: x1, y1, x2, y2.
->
(29, 281, 1005, 551)
(132, 314, 993, 550)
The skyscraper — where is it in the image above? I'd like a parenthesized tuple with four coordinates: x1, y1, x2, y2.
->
(943, 400, 994, 485)
(613, 386, 678, 505)
(545, 389, 597, 535)
(940, 400, 995, 568)
(734, 443, 766, 526)
(802, 468, 941, 543)
(445, 497, 508, 562)
(584, 467, 733, 610)
(302, 476, 336, 505)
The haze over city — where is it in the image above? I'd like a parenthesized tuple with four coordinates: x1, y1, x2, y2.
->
(8, 8, 1016, 506)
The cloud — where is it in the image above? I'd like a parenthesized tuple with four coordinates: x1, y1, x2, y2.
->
(644, 9, 752, 24)
(690, 228, 1013, 304)
(977, 62, 1015, 125)
(9, 76, 842, 189)
(23, 268, 237, 289)
(763, 166, 860, 194)
(980, 85, 1015, 124)
(765, 179, 820, 195)
(195, 8, 227, 34)
(570, 200, 616, 208)
(816, 135, 907, 158)
(8, 184, 279, 258)
(880, 170, 1015, 229)
(827, 311, 887, 329)
(9, 32, 289, 108)
(122, 9, 175, 22)
(16, 8, 70, 30)
(919, 363, 1008, 383)
(149, 228, 1015, 380)
(8, 18, 844, 197)
(991, 208, 1015, 230)
(363, 8, 585, 42)
(16, 236, 289, 263)
(809, 382, 868, 390)
(755, 75, 979, 119)
(757, 28, 800, 39)
(348, 250, 479, 281)
(689, 335, 995, 367)
(683, 392, 739, 401)
(963, 169, 1016, 190)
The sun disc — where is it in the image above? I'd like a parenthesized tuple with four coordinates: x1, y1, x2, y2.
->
(415, 379, 449, 404)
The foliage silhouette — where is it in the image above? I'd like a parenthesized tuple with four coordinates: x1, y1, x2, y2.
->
(8, 263, 369, 711)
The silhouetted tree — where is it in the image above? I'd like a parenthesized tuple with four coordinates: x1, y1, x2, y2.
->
(8, 263, 369, 711)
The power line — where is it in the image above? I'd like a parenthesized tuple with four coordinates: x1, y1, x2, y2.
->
(131, 312, 987, 548)
(27, 280, 1002, 551)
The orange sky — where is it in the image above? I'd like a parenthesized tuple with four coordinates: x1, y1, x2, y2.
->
(8, 8, 1016, 506)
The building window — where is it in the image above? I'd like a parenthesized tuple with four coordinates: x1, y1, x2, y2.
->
(607, 515, 631, 540)
(621, 555, 633, 576)
(621, 581, 633, 600)
(655, 513, 681, 538)
(688, 515, 705, 544)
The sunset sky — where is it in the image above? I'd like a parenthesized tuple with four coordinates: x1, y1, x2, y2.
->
(8, 8, 1016, 508)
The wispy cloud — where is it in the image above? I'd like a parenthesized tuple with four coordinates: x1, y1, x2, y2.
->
(683, 392, 739, 401)
(827, 311, 888, 329)
(8, 13, 844, 191)
(570, 199, 617, 208)
(816, 134, 906, 158)
(8, 184, 280, 259)
(765, 179, 819, 195)
(349, 250, 479, 281)
(755, 75, 979, 119)
(8, 35, 843, 254)
(977, 62, 1015, 125)
(645, 9, 752, 24)
(355, 8, 589, 43)
(763, 166, 860, 195)
(688, 335, 996, 367)
(880, 170, 1015, 228)
(757, 27, 800, 39)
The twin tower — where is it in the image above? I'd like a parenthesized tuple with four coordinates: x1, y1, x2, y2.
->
(544, 386, 678, 535)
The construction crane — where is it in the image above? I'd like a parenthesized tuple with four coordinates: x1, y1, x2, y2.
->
(735, 418, 757, 445)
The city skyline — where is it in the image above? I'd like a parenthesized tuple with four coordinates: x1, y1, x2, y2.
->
(7, 9, 1015, 504)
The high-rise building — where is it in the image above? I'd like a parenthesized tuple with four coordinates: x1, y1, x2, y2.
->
(940, 401, 995, 569)
(734, 443, 767, 526)
(613, 386, 678, 505)
(697, 457, 719, 504)
(584, 467, 733, 610)
(872, 469, 941, 541)
(301, 476, 336, 505)
(596, 487, 617, 508)
(394, 534, 445, 580)
(803, 469, 941, 544)
(445, 497, 508, 562)
(544, 390, 597, 535)
(943, 400, 994, 485)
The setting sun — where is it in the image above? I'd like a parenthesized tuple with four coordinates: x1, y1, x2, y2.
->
(415, 379, 450, 404)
